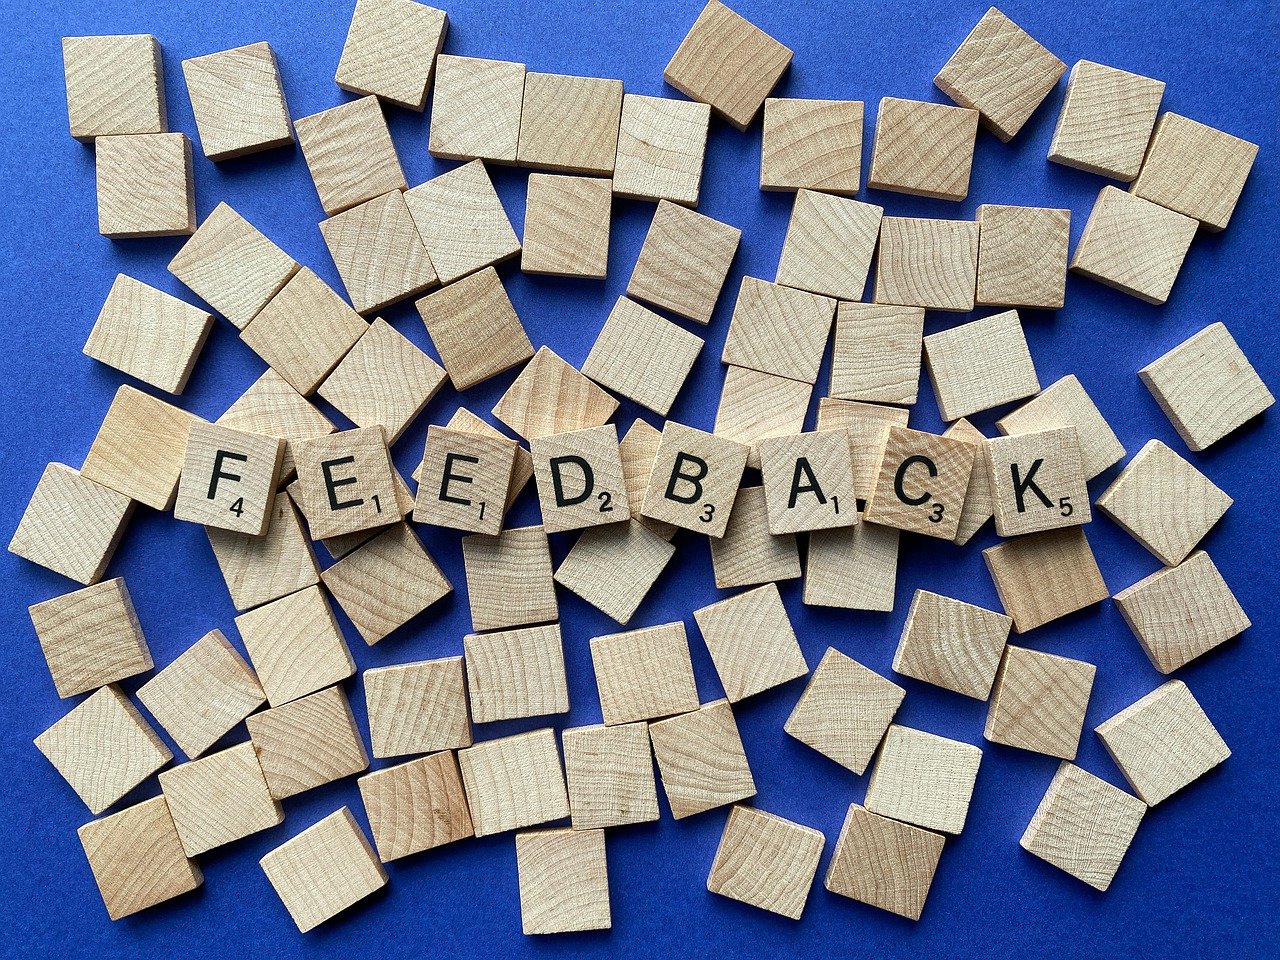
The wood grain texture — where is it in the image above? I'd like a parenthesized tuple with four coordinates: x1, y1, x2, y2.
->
(829, 302, 924, 405)
(517, 72, 623, 174)
(803, 517, 900, 612)
(159, 741, 282, 856)
(709, 484, 800, 589)
(414, 425, 517, 533)
(627, 200, 741, 325)
(403, 159, 520, 285)
(208, 492, 321, 611)
(562, 722, 659, 830)
(868, 97, 978, 200)
(29, 577, 152, 699)
(530, 424, 630, 534)
(515, 828, 611, 934)
(62, 34, 165, 141)
(761, 98, 862, 194)
(619, 419, 678, 540)
(997, 374, 1125, 480)
(759, 430, 857, 534)
(649, 699, 756, 819)
(428, 55, 525, 162)
(590, 621, 699, 725)
(975, 204, 1070, 309)
(614, 94, 710, 204)
(708, 805, 824, 920)
(521, 174, 613, 278)
(816, 398, 910, 502)
(357, 750, 473, 862)
(174, 422, 284, 535)
(319, 190, 438, 314)
(292, 426, 398, 539)
(95, 132, 194, 238)
(457, 728, 570, 836)
(182, 42, 292, 161)
(335, 0, 448, 110)
(583, 296, 703, 416)
(776, 190, 883, 301)
(294, 95, 405, 216)
(693, 583, 808, 702)
(987, 426, 1090, 537)
(865, 426, 976, 540)
(983, 527, 1109, 632)
(865, 724, 983, 835)
(363, 656, 472, 759)
(924, 309, 1040, 421)
(712, 365, 811, 471)
(464, 623, 570, 723)
(246, 685, 369, 800)
(942, 418, 993, 545)
(874, 215, 979, 312)
(217, 368, 336, 481)
(416, 266, 533, 391)
(234, 585, 354, 706)
(985, 645, 1095, 759)
(295, 464, 415, 562)
(461, 525, 558, 632)
(640, 421, 748, 537)
(722, 276, 836, 385)
(492, 346, 618, 441)
(824, 803, 944, 920)
(893, 590, 1012, 700)
(1047, 60, 1164, 181)
(442, 407, 533, 515)
(554, 520, 676, 625)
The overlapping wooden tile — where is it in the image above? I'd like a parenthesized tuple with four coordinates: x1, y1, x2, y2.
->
(29, 577, 151, 699)
(1048, 60, 1164, 181)
(590, 621, 699, 725)
(554, 521, 675, 625)
(803, 518, 899, 612)
(562, 722, 659, 830)
(457, 728, 570, 836)
(983, 528, 1109, 632)
(417, 266, 532, 390)
(985, 645, 1095, 759)
(924, 310, 1040, 421)
(217, 368, 336, 481)
(627, 201, 740, 325)
(582, 297, 703, 416)
(364, 656, 472, 759)
(246, 685, 369, 799)
(414, 425, 516, 534)
(829, 302, 924, 405)
(492, 346, 618, 441)
(182, 42, 292, 161)
(461, 525, 558, 632)
(893, 590, 1012, 700)
(864, 724, 983, 835)
(987, 426, 1090, 537)
(816, 398, 910, 502)
(292, 426, 398, 539)
(650, 699, 755, 819)
(640, 421, 748, 537)
(759, 430, 857, 534)
(722, 276, 836, 385)
(530, 424, 632, 532)
(864, 426, 977, 540)
(234, 585, 354, 706)
(63, 34, 165, 140)
(868, 97, 978, 200)
(335, 0, 448, 110)
(357, 751, 473, 862)
(403, 159, 521, 285)
(942, 418, 993, 545)
(619, 419, 678, 540)
(997, 374, 1124, 479)
(709, 484, 800, 590)
(712, 365, 811, 471)
(708, 805, 824, 920)
(96, 133, 195, 238)
(761, 98, 862, 194)
(159, 741, 282, 855)
(294, 95, 406, 216)
(517, 72, 623, 175)
(776, 190, 882, 301)
(208, 492, 320, 611)
(319, 190, 438, 314)
(174, 422, 284, 535)
(874, 216, 979, 312)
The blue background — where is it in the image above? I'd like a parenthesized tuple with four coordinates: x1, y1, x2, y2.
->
(0, 0, 1276, 956)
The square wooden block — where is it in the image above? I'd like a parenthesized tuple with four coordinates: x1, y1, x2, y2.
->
(826, 803, 943, 920)
(803, 519, 900, 613)
(784, 647, 904, 774)
(641, 421, 748, 537)
(458, 728, 569, 836)
(461, 525, 558, 632)
(63, 34, 165, 140)
(934, 7, 1065, 142)
(983, 528, 1109, 632)
(713, 365, 811, 471)
(335, 0, 448, 110)
(563, 722, 659, 829)
(208, 492, 321, 612)
(874, 216, 979, 312)
(865, 426, 976, 540)
(320, 190, 437, 314)
(516, 828, 611, 934)
(590, 621, 699, 725)
(36, 685, 170, 814)
(404, 160, 520, 285)
(583, 297, 703, 417)
(1070, 186, 1197, 305)
(924, 310, 1040, 421)
(694, 583, 807, 702)
(234, 585, 354, 706)
(614, 94, 710, 204)
(829, 302, 924, 405)
(465, 624, 569, 723)
(492, 346, 618, 441)
(183, 42, 292, 161)
(428, 55, 525, 162)
(292, 427, 398, 539)
(159, 741, 282, 856)
(217, 368, 336, 481)
(174, 422, 284, 535)
(30, 577, 151, 699)
(759, 430, 857, 534)
(627, 201, 741, 325)
(613, 421, 675, 537)
(997, 374, 1125, 480)
(364, 656, 472, 759)
(708, 805, 824, 920)
(650, 700, 755, 819)
(943, 418, 993, 545)
(985, 645, 1095, 759)
(1020, 763, 1144, 892)
(816, 398, 910, 501)
(531, 424, 630, 534)
(521, 174, 613, 278)
(761, 98, 862, 194)
(295, 96, 405, 215)
(247, 685, 369, 799)
(722, 276, 836, 384)
(893, 590, 1012, 700)
(437, 407, 534, 516)
(1097, 439, 1231, 566)
(987, 426, 1090, 537)
(415, 425, 516, 534)
(555, 520, 675, 625)
(358, 751, 473, 862)
(865, 724, 983, 834)
(417, 266, 533, 391)
(710, 484, 801, 590)
(868, 97, 978, 200)
(1048, 60, 1164, 181)
(1139, 321, 1273, 451)
(976, 204, 1070, 309)
(96, 132, 194, 238)
(518, 72, 623, 174)
(776, 190, 883, 302)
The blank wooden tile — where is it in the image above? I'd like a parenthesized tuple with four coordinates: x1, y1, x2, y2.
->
(1097, 440, 1231, 566)
(84, 274, 213, 395)
(803, 518, 900, 612)
(335, 0, 448, 110)
(562, 722, 659, 829)
(942, 418, 993, 546)
(29, 577, 151, 699)
(1138, 322, 1273, 451)
(924, 310, 1040, 421)
(417, 266, 533, 390)
(96, 133, 194, 237)
(554, 521, 675, 624)
(35, 685, 170, 814)
(174, 422, 284, 535)
(403, 159, 521, 285)
(627, 201, 741, 325)
(521, 174, 613, 278)
(1132, 112, 1259, 231)
(9, 463, 132, 585)
(865, 426, 976, 540)
(516, 827, 611, 934)
(640, 421, 748, 537)
(591, 621, 699, 725)
(461, 525, 558, 632)
(217, 368, 336, 481)
(428, 54, 525, 163)
(722, 276, 836, 385)
(583, 297, 703, 416)
(518, 72, 622, 174)
(364, 656, 472, 759)
(865, 724, 983, 834)
(78, 796, 202, 920)
(208, 492, 320, 611)
(663, 0, 792, 131)
(235, 585, 354, 706)
(987, 426, 1090, 537)
(816, 398, 910, 502)
(709, 484, 800, 590)
(875, 216, 979, 312)
(619, 419, 677, 540)
(183, 42, 292, 161)
(759, 430, 856, 534)
(292, 426, 397, 539)
(320, 190, 438, 314)
(829, 302, 924, 405)
(825, 803, 943, 921)
(985, 645, 1095, 759)
(934, 7, 1065, 141)
(868, 97, 978, 200)
(260, 808, 386, 933)
(465, 624, 569, 723)
(1048, 60, 1164, 182)
(295, 96, 405, 216)
(457, 728, 569, 836)
(1019, 763, 1144, 892)
(708, 805, 824, 920)
(63, 34, 165, 140)
(997, 374, 1125, 480)
(761, 98, 862, 194)
(784, 647, 904, 774)
(1070, 186, 1197, 305)
(650, 700, 755, 819)
(712, 365, 811, 471)
(137, 629, 265, 759)
(357, 751, 473, 862)
(893, 590, 1012, 701)
(1096, 680, 1229, 805)
(493, 346, 618, 442)
(159, 741, 282, 856)
(976, 204, 1070, 309)
(694, 583, 807, 702)
(983, 527, 1109, 632)
(247, 685, 368, 800)
(531, 424, 629, 534)
(776, 190, 883, 301)
(614, 94, 710, 204)
(415, 425, 516, 534)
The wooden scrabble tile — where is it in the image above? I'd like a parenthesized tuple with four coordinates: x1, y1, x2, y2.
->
(292, 427, 398, 539)
(137, 629, 265, 759)
(428, 55, 526, 162)
(9, 463, 133, 585)
(417, 267, 533, 390)
(874, 216, 979, 312)
(530, 424, 629, 534)
(975, 204, 1070, 310)
(816, 398, 910, 502)
(709, 484, 800, 589)
(465, 624, 570, 723)
(174, 422, 284, 535)
(247, 685, 368, 799)
(865, 724, 983, 834)
(260, 808, 386, 932)
(784, 647, 904, 774)
(722, 277, 836, 385)
(591, 622, 699, 725)
(335, 0, 448, 110)
(562, 722, 659, 829)
(1097, 440, 1231, 566)
(516, 828, 611, 934)
(997, 374, 1125, 480)
(582, 297, 703, 417)
(35, 685, 170, 814)
(521, 174, 613, 278)
(776, 190, 883, 301)
(987, 426, 1091, 537)
(694, 583, 807, 702)
(934, 7, 1064, 141)
(1020, 762, 1144, 891)
(985, 645, 1095, 759)
(300, 465, 416, 561)
(461, 526, 558, 632)
(865, 426, 976, 540)
(829, 302, 924, 405)
(619, 419, 677, 540)
(358, 751, 472, 861)
(295, 96, 406, 216)
(29, 577, 151, 699)
(712, 365, 811, 471)
(159, 741, 282, 856)
(364, 656, 472, 758)
(208, 492, 321, 611)
(1138, 322, 1274, 451)
(663, 0, 792, 131)
(1070, 186, 1197, 305)
(96, 133, 195, 237)
(803, 518, 900, 612)
(627, 201, 741, 325)
(415, 426, 516, 534)
(613, 94, 710, 205)
(458, 728, 570, 836)
(403, 160, 521, 285)
(709, 805, 824, 920)
(319, 190, 438, 314)
(554, 521, 675, 624)
(517, 73, 623, 175)
(761, 98, 862, 194)
(759, 430, 857, 534)
(1047, 60, 1164, 182)
(441, 407, 534, 515)
(868, 97, 978, 200)
(234, 586, 354, 706)
(893, 590, 1012, 700)
(492, 346, 618, 441)
(218, 368, 336, 481)
(640, 421, 748, 537)
(983, 528, 1109, 632)
(924, 310, 1040, 421)
(62, 35, 165, 140)
(1132, 112, 1259, 231)
(825, 803, 943, 920)
(1096, 680, 1229, 805)
(182, 42, 292, 161)
(650, 700, 755, 818)
(942, 418, 993, 545)
(78, 796, 202, 920)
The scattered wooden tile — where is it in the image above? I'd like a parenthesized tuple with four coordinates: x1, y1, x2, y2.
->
(217, 368, 336, 481)
(292, 465, 416, 561)
(319, 190, 438, 314)
(29, 577, 151, 699)
(816, 398, 910, 503)
(627, 201, 741, 325)
(521, 174, 613, 278)
(722, 276, 836, 385)
(159, 741, 282, 856)
(582, 297, 704, 416)
(761, 98, 862, 194)
(868, 97, 978, 200)
(829, 302, 924, 405)
(1138, 322, 1274, 451)
(591, 621, 699, 725)
(62, 34, 165, 140)
(985, 645, 1095, 759)
(663, 0, 792, 131)
(457, 728, 570, 836)
(983, 528, 1109, 632)
(95, 132, 194, 237)
(292, 426, 398, 539)
(464, 624, 570, 723)
(364, 656, 472, 759)
(1047, 60, 1164, 182)
(987, 426, 1091, 537)
(335, 0, 448, 111)
(417, 266, 533, 390)
(35, 685, 171, 814)
(294, 95, 406, 216)
(554, 520, 675, 624)
(803, 518, 900, 612)
(874, 215, 979, 312)
(619, 419, 678, 540)
(975, 204, 1070, 310)
(174, 422, 284, 535)
(784, 647, 904, 774)
(517, 72, 623, 174)
(562, 722, 659, 829)
(461, 525, 558, 632)
(865, 724, 983, 834)
(208, 492, 321, 611)
(709, 484, 800, 589)
(415, 425, 516, 534)
(759, 430, 857, 534)
(640, 421, 748, 537)
(247, 685, 368, 799)
(403, 160, 521, 285)
(776, 190, 883, 302)
(515, 828, 611, 934)
(614, 94, 710, 204)
(708, 805, 824, 920)
(650, 700, 755, 818)
(997, 374, 1125, 479)
(893, 590, 1012, 701)
(693, 583, 807, 702)
(865, 426, 977, 540)
(358, 750, 473, 862)
(234, 585, 354, 706)
(825, 803, 943, 920)
(712, 365, 811, 471)
(492, 346, 618, 441)
(428, 54, 526, 162)
(440, 407, 534, 515)
(182, 42, 292, 161)
(531, 424, 630, 534)
(924, 310, 1040, 421)
(942, 418, 993, 545)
